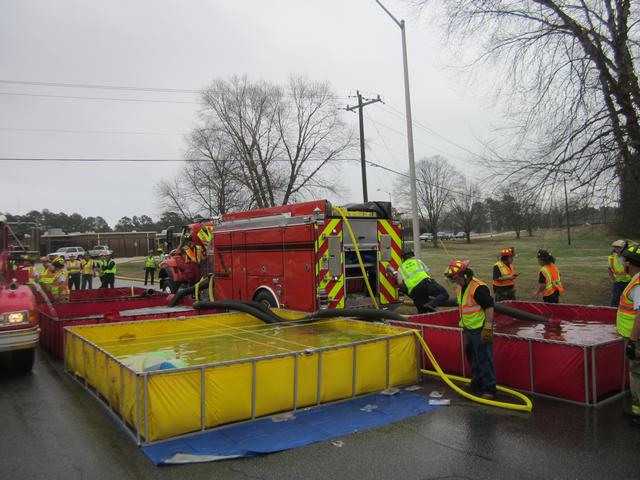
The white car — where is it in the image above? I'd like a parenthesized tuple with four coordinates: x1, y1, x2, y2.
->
(454, 232, 467, 239)
(48, 246, 87, 260)
(89, 245, 113, 258)
(419, 232, 434, 241)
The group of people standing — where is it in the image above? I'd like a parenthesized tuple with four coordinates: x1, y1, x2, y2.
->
(33, 252, 117, 302)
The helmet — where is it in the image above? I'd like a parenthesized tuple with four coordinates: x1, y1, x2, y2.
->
(537, 249, 551, 260)
(52, 256, 65, 267)
(621, 243, 640, 263)
(500, 248, 513, 257)
(444, 259, 470, 278)
(611, 239, 626, 248)
(157, 247, 163, 252)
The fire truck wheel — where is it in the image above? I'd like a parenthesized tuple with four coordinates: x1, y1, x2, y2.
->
(254, 290, 277, 310)
(10, 348, 35, 373)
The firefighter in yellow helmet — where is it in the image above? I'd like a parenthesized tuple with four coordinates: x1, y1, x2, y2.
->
(617, 243, 640, 426)
(609, 239, 631, 307)
(445, 259, 496, 400)
(49, 256, 70, 302)
(492, 248, 518, 302)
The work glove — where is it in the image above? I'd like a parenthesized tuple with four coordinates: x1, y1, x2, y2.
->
(481, 328, 493, 345)
(627, 340, 637, 360)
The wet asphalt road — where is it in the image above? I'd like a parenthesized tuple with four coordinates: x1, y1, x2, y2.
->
(2, 345, 640, 480)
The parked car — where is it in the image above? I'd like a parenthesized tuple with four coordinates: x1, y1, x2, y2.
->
(88, 245, 113, 258)
(437, 232, 454, 240)
(47, 246, 87, 260)
(454, 232, 467, 240)
(419, 232, 434, 241)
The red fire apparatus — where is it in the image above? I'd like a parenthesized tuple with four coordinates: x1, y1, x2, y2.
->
(0, 215, 40, 372)
(159, 200, 403, 311)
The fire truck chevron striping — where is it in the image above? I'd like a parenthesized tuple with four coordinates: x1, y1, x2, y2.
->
(378, 219, 402, 305)
(315, 218, 344, 309)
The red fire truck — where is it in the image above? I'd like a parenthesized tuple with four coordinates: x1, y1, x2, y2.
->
(0, 216, 40, 372)
(212, 200, 402, 311)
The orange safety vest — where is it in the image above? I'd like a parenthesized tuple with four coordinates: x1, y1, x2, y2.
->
(457, 277, 488, 329)
(616, 273, 640, 338)
(609, 254, 631, 283)
(540, 263, 564, 296)
(184, 246, 197, 263)
(493, 260, 516, 287)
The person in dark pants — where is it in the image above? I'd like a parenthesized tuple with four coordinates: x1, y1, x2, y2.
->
(389, 250, 449, 313)
(101, 254, 116, 289)
(609, 239, 631, 307)
(445, 259, 496, 400)
(144, 251, 157, 286)
(534, 249, 564, 303)
(492, 248, 518, 301)
(81, 253, 94, 290)
(66, 254, 82, 291)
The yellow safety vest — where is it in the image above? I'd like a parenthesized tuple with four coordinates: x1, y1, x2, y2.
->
(609, 254, 631, 283)
(616, 273, 640, 338)
(493, 260, 516, 287)
(197, 226, 212, 245)
(49, 270, 70, 300)
(457, 277, 487, 330)
(145, 256, 156, 268)
(67, 259, 81, 274)
(398, 258, 431, 294)
(540, 264, 564, 296)
(103, 260, 117, 274)
(81, 259, 93, 274)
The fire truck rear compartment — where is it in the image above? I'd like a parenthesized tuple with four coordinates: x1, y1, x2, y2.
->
(343, 219, 380, 307)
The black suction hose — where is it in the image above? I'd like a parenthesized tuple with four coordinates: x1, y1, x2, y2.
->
(494, 303, 548, 323)
(168, 286, 195, 307)
(194, 300, 281, 324)
(302, 308, 407, 323)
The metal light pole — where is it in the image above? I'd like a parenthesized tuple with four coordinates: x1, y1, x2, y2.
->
(375, 1, 421, 258)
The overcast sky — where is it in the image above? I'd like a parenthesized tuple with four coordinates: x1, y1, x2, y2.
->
(1, 0, 499, 227)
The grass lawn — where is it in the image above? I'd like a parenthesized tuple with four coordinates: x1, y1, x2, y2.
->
(116, 259, 146, 279)
(413, 224, 620, 307)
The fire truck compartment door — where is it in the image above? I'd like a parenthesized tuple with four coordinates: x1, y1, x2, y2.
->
(379, 235, 391, 262)
(342, 219, 378, 247)
(232, 232, 247, 300)
(328, 236, 342, 277)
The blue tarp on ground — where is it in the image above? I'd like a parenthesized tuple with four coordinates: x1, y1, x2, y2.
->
(142, 390, 438, 465)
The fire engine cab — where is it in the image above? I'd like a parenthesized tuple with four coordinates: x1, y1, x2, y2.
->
(211, 200, 402, 311)
(0, 216, 39, 372)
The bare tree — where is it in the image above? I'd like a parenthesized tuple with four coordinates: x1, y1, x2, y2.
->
(415, 1, 640, 234)
(451, 179, 483, 242)
(198, 75, 354, 208)
(404, 156, 459, 247)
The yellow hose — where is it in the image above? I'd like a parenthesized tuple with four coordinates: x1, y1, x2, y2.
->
(334, 207, 379, 309)
(208, 275, 214, 301)
(413, 331, 532, 412)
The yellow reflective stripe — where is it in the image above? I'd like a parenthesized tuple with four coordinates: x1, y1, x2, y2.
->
(329, 280, 342, 300)
(379, 219, 401, 247)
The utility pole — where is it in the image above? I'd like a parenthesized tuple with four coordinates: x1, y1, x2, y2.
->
(346, 91, 381, 202)
(563, 179, 571, 245)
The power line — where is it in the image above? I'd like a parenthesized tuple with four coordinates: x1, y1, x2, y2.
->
(0, 127, 183, 136)
(0, 91, 200, 105)
(0, 157, 361, 163)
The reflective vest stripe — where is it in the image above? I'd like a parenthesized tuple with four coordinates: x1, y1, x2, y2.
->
(145, 256, 155, 268)
(493, 260, 516, 287)
(103, 261, 117, 274)
(617, 273, 640, 337)
(609, 255, 631, 282)
(398, 258, 431, 294)
(457, 278, 487, 329)
(67, 260, 81, 273)
(540, 264, 564, 296)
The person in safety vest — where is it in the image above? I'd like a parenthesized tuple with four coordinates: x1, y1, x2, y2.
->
(388, 250, 449, 313)
(144, 250, 157, 286)
(81, 253, 94, 290)
(34, 256, 50, 283)
(66, 254, 82, 291)
(48, 256, 70, 302)
(182, 239, 199, 263)
(444, 259, 496, 400)
(97, 253, 107, 288)
(492, 248, 518, 301)
(533, 249, 564, 303)
(100, 253, 117, 289)
(609, 239, 631, 307)
(616, 243, 640, 426)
